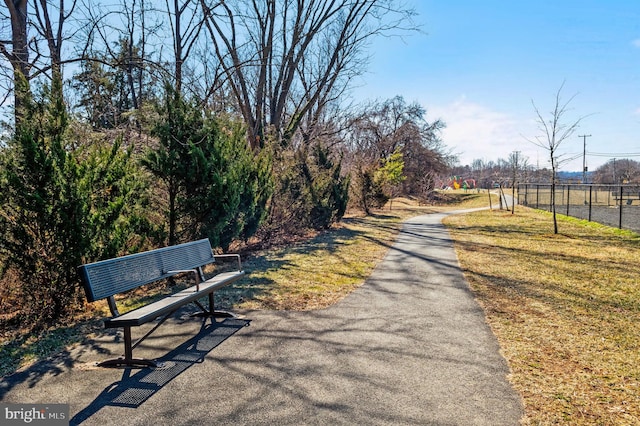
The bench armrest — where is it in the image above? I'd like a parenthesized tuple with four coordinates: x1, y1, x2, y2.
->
(166, 269, 201, 291)
(213, 253, 242, 271)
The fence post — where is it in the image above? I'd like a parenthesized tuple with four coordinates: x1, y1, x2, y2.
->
(619, 185, 623, 229)
(566, 185, 571, 216)
(589, 185, 593, 222)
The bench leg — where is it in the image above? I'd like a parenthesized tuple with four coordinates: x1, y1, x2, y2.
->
(97, 326, 159, 369)
(124, 325, 133, 360)
(191, 293, 235, 318)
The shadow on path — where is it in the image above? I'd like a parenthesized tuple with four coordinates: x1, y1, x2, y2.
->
(70, 318, 249, 425)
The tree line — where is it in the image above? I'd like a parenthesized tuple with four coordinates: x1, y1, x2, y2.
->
(0, 1, 451, 329)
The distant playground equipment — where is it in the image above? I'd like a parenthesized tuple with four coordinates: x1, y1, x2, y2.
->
(447, 176, 476, 190)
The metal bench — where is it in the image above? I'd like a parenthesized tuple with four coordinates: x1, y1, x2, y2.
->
(612, 187, 640, 206)
(79, 238, 245, 368)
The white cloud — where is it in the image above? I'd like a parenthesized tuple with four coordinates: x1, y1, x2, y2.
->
(429, 96, 544, 167)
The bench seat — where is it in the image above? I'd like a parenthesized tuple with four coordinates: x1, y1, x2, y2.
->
(105, 271, 244, 328)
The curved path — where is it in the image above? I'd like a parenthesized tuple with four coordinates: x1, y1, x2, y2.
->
(2, 210, 523, 425)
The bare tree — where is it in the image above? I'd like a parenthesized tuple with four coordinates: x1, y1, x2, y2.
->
(342, 96, 448, 210)
(164, 0, 205, 93)
(78, 0, 165, 112)
(528, 83, 586, 233)
(507, 150, 526, 214)
(78, 0, 220, 113)
(200, 0, 417, 150)
(32, 0, 79, 97)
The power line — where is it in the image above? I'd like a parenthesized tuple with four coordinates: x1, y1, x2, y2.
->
(566, 151, 640, 157)
(587, 151, 640, 157)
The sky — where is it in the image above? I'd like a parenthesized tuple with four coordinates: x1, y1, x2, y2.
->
(351, 0, 640, 172)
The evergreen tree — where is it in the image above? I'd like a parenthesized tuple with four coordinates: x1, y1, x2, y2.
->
(142, 88, 200, 245)
(375, 149, 406, 209)
(0, 82, 150, 327)
(78, 137, 156, 259)
(357, 166, 389, 214)
(142, 88, 272, 249)
(266, 143, 349, 234)
(0, 83, 86, 326)
(303, 144, 349, 229)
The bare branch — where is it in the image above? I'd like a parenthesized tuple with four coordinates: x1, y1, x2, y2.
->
(199, 0, 419, 150)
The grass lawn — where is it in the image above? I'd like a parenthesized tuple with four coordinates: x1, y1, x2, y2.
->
(444, 207, 640, 425)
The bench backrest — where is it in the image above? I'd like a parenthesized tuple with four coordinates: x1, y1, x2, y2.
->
(79, 239, 215, 302)
(613, 187, 640, 195)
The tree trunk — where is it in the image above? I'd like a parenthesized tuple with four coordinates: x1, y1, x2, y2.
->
(168, 184, 177, 246)
(173, 0, 182, 93)
(4, 0, 30, 127)
(36, 0, 66, 102)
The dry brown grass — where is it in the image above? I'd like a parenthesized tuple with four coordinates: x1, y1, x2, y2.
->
(444, 207, 640, 425)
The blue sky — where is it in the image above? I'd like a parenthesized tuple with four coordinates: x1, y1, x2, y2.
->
(352, 0, 640, 171)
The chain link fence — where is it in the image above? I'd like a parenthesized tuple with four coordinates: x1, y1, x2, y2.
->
(517, 183, 640, 233)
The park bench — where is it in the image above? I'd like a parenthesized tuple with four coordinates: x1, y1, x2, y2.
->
(612, 187, 640, 205)
(79, 238, 245, 368)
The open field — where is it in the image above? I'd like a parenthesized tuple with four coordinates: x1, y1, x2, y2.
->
(444, 208, 640, 425)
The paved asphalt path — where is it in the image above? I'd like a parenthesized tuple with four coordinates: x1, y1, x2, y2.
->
(1, 210, 523, 425)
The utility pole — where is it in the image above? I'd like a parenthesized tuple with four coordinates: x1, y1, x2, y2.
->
(579, 134, 591, 183)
